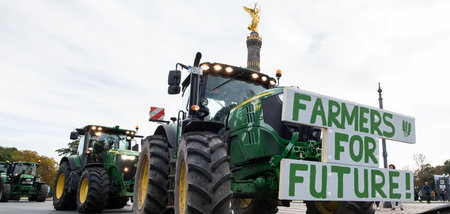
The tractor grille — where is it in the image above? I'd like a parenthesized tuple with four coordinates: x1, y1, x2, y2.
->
(262, 94, 321, 142)
(244, 104, 255, 123)
(247, 130, 257, 144)
(115, 154, 138, 181)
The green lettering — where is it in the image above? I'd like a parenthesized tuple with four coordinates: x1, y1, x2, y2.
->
(310, 98, 326, 126)
(310, 165, 327, 199)
(389, 171, 401, 199)
(334, 132, 348, 161)
(289, 164, 308, 196)
(328, 100, 342, 128)
(370, 109, 382, 136)
(331, 166, 351, 198)
(349, 135, 363, 162)
(371, 169, 387, 198)
(364, 136, 378, 164)
(354, 168, 369, 198)
(359, 107, 369, 133)
(382, 113, 395, 138)
(292, 93, 311, 121)
(341, 104, 359, 132)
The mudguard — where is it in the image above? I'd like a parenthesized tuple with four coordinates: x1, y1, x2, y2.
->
(154, 124, 177, 149)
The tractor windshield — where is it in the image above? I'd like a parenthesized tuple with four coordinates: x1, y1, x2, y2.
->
(89, 132, 132, 151)
(205, 75, 267, 122)
(12, 164, 37, 177)
(0, 164, 7, 172)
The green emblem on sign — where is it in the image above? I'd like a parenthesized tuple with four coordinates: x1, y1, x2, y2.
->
(402, 120, 412, 137)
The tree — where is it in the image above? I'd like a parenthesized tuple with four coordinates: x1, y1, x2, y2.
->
(444, 159, 450, 175)
(412, 153, 429, 171)
(55, 140, 79, 156)
(0, 146, 18, 161)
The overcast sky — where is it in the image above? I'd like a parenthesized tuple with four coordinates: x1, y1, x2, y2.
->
(1, 0, 449, 170)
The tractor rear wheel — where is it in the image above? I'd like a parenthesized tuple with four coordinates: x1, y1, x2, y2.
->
(36, 184, 48, 202)
(53, 161, 77, 210)
(76, 167, 110, 213)
(133, 135, 170, 214)
(106, 196, 129, 209)
(174, 132, 232, 214)
(231, 198, 278, 214)
(0, 183, 11, 202)
(306, 201, 375, 214)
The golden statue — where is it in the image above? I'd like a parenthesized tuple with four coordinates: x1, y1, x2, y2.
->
(243, 3, 260, 32)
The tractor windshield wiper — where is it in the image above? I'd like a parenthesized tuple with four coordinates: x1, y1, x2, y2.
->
(211, 74, 241, 91)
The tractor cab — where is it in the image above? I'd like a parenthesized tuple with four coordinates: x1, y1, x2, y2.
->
(169, 60, 278, 132)
(70, 125, 139, 165)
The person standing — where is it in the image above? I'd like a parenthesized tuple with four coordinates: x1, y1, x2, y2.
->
(418, 190, 423, 203)
(389, 164, 404, 210)
(441, 190, 447, 202)
(424, 182, 432, 204)
(432, 190, 436, 201)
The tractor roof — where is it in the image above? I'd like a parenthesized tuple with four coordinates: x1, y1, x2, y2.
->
(76, 125, 136, 135)
(182, 62, 277, 90)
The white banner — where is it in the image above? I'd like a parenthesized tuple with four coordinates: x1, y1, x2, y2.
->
(281, 87, 416, 144)
(279, 159, 414, 201)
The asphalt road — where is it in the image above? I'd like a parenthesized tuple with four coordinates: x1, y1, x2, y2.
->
(0, 200, 132, 214)
(0, 200, 448, 214)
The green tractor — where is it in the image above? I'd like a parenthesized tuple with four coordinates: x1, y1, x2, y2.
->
(133, 53, 375, 214)
(0, 161, 12, 202)
(53, 125, 141, 213)
(0, 161, 48, 202)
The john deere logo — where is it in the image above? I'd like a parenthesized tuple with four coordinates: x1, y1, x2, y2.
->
(402, 120, 412, 137)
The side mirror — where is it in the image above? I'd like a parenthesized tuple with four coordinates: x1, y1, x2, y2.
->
(70, 131, 79, 140)
(132, 144, 139, 151)
(168, 70, 181, 85)
(168, 85, 181, 94)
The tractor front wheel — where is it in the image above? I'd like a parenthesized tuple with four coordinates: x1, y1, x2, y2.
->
(36, 184, 48, 202)
(0, 183, 11, 202)
(53, 161, 77, 210)
(306, 201, 375, 214)
(231, 198, 278, 214)
(76, 167, 110, 213)
(174, 132, 232, 214)
(132, 135, 170, 214)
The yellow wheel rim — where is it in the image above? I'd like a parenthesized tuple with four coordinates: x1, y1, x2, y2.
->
(315, 201, 339, 214)
(238, 198, 253, 209)
(178, 160, 187, 214)
(79, 178, 89, 203)
(137, 155, 149, 210)
(55, 173, 65, 199)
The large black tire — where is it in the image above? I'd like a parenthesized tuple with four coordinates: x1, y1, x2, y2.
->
(53, 161, 77, 210)
(306, 201, 375, 214)
(36, 184, 48, 202)
(0, 183, 11, 202)
(76, 167, 110, 213)
(174, 132, 232, 214)
(106, 196, 128, 209)
(231, 198, 278, 214)
(9, 194, 21, 200)
(133, 135, 170, 214)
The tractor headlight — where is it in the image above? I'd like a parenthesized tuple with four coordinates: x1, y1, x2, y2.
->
(121, 155, 136, 161)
